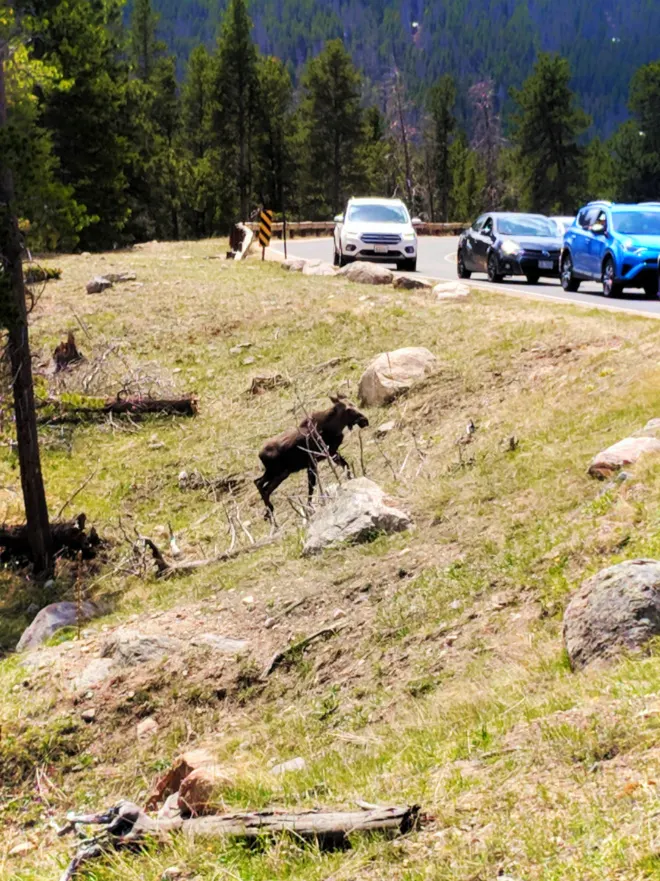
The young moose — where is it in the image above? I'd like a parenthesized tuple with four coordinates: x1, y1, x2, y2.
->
(255, 395, 369, 516)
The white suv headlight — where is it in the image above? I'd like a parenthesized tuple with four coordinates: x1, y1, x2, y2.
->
(501, 239, 521, 256)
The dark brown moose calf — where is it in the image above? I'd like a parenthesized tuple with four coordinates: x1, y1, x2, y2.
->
(255, 395, 369, 516)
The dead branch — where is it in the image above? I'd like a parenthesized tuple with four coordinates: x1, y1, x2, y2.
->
(58, 801, 422, 879)
(38, 394, 199, 425)
(263, 624, 346, 677)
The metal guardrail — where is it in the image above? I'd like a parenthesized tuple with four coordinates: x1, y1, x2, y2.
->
(244, 221, 466, 238)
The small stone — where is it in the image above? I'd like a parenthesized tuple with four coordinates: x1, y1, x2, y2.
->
(264, 617, 276, 629)
(161, 868, 184, 880)
(137, 717, 159, 739)
(242, 595, 255, 606)
(81, 708, 96, 723)
(44, 580, 55, 590)
(375, 420, 395, 438)
(229, 342, 252, 354)
(617, 471, 632, 483)
(9, 841, 35, 857)
(86, 276, 113, 294)
(449, 600, 462, 610)
(270, 756, 306, 776)
(242, 356, 256, 365)
(26, 603, 39, 615)
(332, 608, 347, 620)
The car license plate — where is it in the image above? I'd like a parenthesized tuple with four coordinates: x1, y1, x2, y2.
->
(374, 245, 388, 254)
(539, 260, 553, 270)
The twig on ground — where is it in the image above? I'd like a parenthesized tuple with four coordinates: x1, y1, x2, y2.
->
(263, 624, 346, 677)
(55, 469, 98, 521)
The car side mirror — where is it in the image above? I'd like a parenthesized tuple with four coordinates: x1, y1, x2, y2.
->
(411, 217, 422, 225)
(333, 214, 344, 223)
(591, 222, 606, 235)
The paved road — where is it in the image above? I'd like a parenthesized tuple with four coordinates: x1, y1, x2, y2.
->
(274, 236, 660, 317)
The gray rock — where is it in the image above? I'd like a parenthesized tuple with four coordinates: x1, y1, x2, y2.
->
(190, 634, 249, 653)
(433, 281, 470, 300)
(16, 601, 98, 652)
(303, 477, 412, 556)
(101, 630, 180, 667)
(302, 260, 337, 277)
(358, 346, 437, 407)
(281, 258, 306, 272)
(71, 657, 115, 691)
(81, 708, 96, 723)
(104, 271, 137, 283)
(270, 756, 306, 776)
(393, 275, 432, 291)
(86, 276, 113, 294)
(563, 559, 660, 668)
(588, 436, 660, 479)
(338, 261, 393, 285)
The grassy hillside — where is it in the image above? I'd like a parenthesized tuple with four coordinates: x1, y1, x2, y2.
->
(4, 243, 660, 879)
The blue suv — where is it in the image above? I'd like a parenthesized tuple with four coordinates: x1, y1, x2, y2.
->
(561, 202, 660, 297)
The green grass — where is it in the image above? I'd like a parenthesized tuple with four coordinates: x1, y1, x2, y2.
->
(5, 240, 660, 878)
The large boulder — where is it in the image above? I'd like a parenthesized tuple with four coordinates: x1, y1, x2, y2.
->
(358, 346, 437, 407)
(433, 281, 470, 300)
(178, 766, 234, 816)
(16, 601, 97, 652)
(563, 559, 660, 669)
(338, 261, 393, 286)
(588, 436, 660, 479)
(303, 478, 412, 556)
(100, 630, 180, 667)
(146, 748, 218, 810)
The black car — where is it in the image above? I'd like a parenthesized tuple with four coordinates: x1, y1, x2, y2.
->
(457, 212, 563, 283)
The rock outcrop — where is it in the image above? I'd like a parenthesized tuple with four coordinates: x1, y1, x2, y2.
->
(16, 601, 98, 652)
(358, 346, 437, 406)
(589, 419, 660, 478)
(563, 559, 660, 668)
(338, 261, 393, 285)
(303, 478, 412, 555)
(433, 281, 470, 300)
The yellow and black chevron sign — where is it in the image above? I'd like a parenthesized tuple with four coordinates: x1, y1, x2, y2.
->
(258, 209, 273, 248)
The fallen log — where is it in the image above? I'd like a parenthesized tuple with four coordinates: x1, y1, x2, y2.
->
(59, 801, 421, 878)
(38, 394, 199, 425)
(0, 513, 100, 563)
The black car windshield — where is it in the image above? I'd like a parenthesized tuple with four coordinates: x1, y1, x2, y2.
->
(496, 216, 556, 237)
(611, 211, 660, 235)
(347, 204, 408, 223)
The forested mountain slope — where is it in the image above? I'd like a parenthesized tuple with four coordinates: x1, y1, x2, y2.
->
(144, 0, 660, 133)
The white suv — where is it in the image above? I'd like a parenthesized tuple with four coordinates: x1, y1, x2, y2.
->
(333, 197, 419, 272)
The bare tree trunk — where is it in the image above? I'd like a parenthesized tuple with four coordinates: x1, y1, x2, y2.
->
(393, 70, 414, 210)
(0, 48, 53, 574)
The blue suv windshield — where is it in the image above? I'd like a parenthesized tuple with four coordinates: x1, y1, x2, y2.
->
(496, 216, 556, 236)
(611, 211, 660, 235)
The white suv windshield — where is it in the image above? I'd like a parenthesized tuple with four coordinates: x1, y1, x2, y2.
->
(612, 211, 660, 235)
(347, 204, 408, 224)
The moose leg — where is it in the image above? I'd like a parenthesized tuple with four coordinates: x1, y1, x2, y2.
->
(257, 470, 291, 520)
(333, 452, 353, 478)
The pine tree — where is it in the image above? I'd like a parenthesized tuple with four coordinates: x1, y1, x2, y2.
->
(299, 39, 366, 217)
(427, 74, 457, 221)
(37, 0, 132, 249)
(610, 61, 660, 201)
(253, 55, 297, 214)
(212, 0, 259, 224)
(510, 53, 590, 214)
(131, 0, 161, 82)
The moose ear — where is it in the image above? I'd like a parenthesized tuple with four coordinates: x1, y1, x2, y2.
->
(329, 394, 339, 404)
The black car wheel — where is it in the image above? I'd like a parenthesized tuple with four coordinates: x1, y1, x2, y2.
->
(487, 252, 503, 283)
(333, 245, 340, 267)
(339, 252, 351, 268)
(525, 272, 540, 284)
(644, 281, 659, 298)
(561, 253, 580, 292)
(457, 249, 471, 279)
(398, 258, 417, 272)
(602, 257, 623, 298)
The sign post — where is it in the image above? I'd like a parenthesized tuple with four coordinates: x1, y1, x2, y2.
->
(258, 209, 273, 260)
